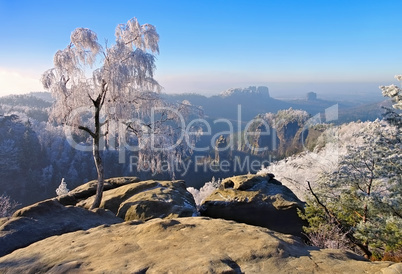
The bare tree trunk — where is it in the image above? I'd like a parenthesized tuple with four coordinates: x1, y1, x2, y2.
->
(90, 84, 107, 209)
(90, 129, 104, 209)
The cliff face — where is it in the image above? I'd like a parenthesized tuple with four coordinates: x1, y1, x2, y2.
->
(274, 120, 306, 156)
(238, 108, 310, 158)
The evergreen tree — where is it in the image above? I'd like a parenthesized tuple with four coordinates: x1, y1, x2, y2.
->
(301, 78, 402, 259)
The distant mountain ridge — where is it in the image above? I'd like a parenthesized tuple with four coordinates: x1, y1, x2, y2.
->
(163, 86, 289, 121)
(163, 86, 386, 123)
(28, 91, 54, 103)
(0, 93, 52, 109)
(220, 86, 270, 98)
(1, 87, 388, 124)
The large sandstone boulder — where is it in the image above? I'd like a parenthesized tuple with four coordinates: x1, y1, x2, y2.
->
(76, 180, 197, 221)
(0, 217, 399, 273)
(0, 177, 197, 257)
(0, 199, 122, 257)
(56, 177, 141, 206)
(199, 173, 306, 236)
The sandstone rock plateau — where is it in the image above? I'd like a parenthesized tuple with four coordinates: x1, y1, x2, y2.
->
(0, 217, 400, 273)
(0, 176, 401, 273)
(0, 177, 197, 257)
(0, 199, 121, 257)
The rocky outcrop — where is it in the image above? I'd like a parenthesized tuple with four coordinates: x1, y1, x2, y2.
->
(0, 199, 122, 257)
(0, 177, 197, 257)
(0, 176, 400, 273)
(214, 134, 231, 162)
(306, 91, 318, 101)
(56, 177, 141, 206)
(0, 217, 399, 273)
(199, 173, 306, 236)
(239, 108, 311, 158)
(55, 177, 197, 221)
(76, 180, 197, 221)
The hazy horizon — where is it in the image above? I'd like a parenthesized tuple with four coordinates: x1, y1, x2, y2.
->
(0, 81, 386, 105)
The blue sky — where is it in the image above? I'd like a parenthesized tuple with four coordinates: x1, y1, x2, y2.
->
(1, 0, 402, 98)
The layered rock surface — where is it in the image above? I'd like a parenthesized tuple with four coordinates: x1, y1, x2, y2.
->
(0, 200, 121, 257)
(0, 217, 399, 273)
(200, 173, 306, 236)
(0, 177, 197, 257)
(76, 179, 197, 221)
(58, 177, 197, 221)
(1, 176, 401, 273)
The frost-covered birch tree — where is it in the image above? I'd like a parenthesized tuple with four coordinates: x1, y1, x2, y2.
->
(41, 17, 163, 209)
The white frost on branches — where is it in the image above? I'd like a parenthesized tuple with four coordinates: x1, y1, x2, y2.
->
(0, 194, 19, 217)
(257, 120, 398, 200)
(187, 177, 222, 208)
(42, 17, 198, 208)
(41, 17, 162, 128)
(379, 75, 402, 110)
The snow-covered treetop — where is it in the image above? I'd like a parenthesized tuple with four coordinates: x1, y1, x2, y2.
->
(379, 75, 402, 110)
(41, 17, 161, 128)
(264, 108, 310, 128)
(115, 18, 159, 53)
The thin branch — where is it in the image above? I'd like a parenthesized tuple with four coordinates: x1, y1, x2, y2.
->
(101, 131, 108, 137)
(98, 79, 108, 109)
(306, 181, 373, 258)
(387, 204, 402, 219)
(100, 119, 108, 128)
(124, 34, 141, 45)
(88, 93, 95, 104)
(307, 181, 336, 221)
(78, 126, 96, 139)
(125, 122, 140, 137)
